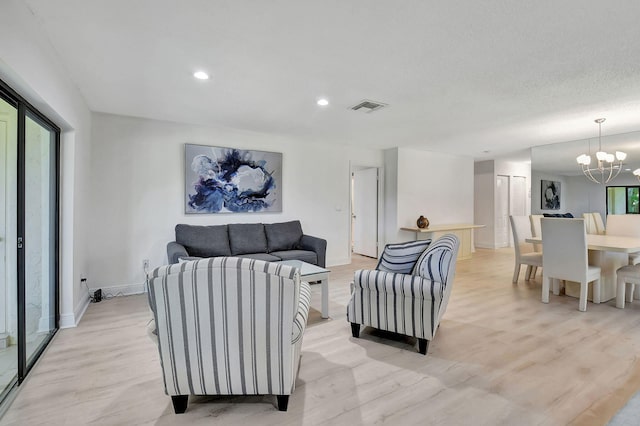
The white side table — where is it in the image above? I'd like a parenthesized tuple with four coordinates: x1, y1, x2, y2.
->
(279, 260, 330, 318)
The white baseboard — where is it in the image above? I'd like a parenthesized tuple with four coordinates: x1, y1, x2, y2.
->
(99, 282, 147, 297)
(475, 243, 498, 249)
(327, 256, 351, 267)
(60, 296, 90, 329)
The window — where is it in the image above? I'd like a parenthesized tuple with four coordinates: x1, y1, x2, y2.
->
(607, 186, 640, 214)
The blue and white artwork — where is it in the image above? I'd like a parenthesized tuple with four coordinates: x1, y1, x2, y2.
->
(185, 144, 282, 214)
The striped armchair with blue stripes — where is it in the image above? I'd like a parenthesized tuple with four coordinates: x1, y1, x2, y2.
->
(347, 234, 460, 355)
(147, 257, 311, 413)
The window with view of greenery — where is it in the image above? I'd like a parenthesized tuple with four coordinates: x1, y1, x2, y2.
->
(607, 186, 640, 214)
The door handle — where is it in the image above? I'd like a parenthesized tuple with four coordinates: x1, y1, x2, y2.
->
(17, 237, 23, 249)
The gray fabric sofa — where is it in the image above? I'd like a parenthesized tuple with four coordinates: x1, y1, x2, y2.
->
(167, 220, 327, 267)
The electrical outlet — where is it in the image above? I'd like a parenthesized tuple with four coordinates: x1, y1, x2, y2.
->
(143, 259, 150, 270)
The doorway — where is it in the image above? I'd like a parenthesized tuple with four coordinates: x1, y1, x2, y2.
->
(351, 167, 379, 259)
(0, 80, 59, 406)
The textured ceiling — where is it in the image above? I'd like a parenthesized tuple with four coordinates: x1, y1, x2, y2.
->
(23, 0, 640, 159)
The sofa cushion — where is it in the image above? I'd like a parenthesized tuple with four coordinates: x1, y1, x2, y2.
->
(270, 250, 318, 265)
(236, 253, 281, 262)
(175, 224, 231, 257)
(265, 220, 304, 252)
(228, 223, 268, 255)
(376, 240, 432, 274)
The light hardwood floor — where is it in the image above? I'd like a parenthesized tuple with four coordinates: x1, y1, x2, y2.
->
(2, 249, 640, 425)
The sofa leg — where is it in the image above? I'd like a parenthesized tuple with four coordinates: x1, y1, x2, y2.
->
(277, 395, 289, 411)
(418, 339, 429, 355)
(171, 395, 189, 414)
(350, 323, 360, 338)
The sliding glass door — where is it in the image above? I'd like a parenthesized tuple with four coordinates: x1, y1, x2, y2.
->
(23, 113, 57, 367)
(0, 80, 59, 405)
(0, 96, 18, 402)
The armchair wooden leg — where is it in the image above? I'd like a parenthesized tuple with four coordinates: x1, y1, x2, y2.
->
(171, 395, 189, 414)
(418, 338, 429, 355)
(350, 323, 360, 338)
(277, 395, 289, 411)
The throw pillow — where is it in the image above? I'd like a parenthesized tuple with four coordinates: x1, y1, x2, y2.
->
(376, 240, 432, 274)
(265, 220, 304, 252)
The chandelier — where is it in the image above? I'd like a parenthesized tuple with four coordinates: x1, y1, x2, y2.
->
(576, 118, 626, 184)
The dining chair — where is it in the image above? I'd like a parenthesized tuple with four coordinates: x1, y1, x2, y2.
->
(583, 213, 598, 235)
(541, 218, 601, 312)
(529, 214, 544, 277)
(592, 212, 606, 235)
(509, 215, 542, 283)
(615, 265, 640, 308)
(606, 214, 640, 265)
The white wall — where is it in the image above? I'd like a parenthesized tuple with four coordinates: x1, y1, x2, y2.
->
(386, 148, 474, 243)
(0, 0, 92, 327)
(87, 113, 383, 291)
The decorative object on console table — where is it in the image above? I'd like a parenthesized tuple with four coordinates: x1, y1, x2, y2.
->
(541, 180, 561, 210)
(416, 215, 429, 229)
(184, 143, 282, 214)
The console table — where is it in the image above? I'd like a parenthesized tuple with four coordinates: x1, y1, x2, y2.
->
(401, 224, 484, 260)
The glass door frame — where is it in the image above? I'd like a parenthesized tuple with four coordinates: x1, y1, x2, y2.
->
(0, 78, 60, 389)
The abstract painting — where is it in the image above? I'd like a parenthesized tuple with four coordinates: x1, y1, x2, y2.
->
(541, 180, 561, 210)
(185, 144, 282, 213)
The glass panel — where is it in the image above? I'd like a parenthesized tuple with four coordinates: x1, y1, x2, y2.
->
(607, 187, 627, 215)
(0, 97, 18, 398)
(628, 187, 640, 214)
(24, 113, 56, 366)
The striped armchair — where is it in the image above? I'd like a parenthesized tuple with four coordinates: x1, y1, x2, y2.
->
(347, 234, 460, 355)
(147, 257, 311, 413)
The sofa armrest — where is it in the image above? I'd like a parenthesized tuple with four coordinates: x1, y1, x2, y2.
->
(353, 269, 444, 300)
(167, 241, 189, 264)
(299, 234, 327, 267)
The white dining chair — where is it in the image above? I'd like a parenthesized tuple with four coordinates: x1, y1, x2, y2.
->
(509, 215, 542, 283)
(583, 213, 598, 234)
(541, 218, 601, 312)
(606, 214, 640, 265)
(615, 265, 640, 309)
(529, 214, 543, 250)
(592, 212, 606, 235)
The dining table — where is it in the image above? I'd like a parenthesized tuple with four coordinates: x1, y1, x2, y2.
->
(526, 234, 640, 302)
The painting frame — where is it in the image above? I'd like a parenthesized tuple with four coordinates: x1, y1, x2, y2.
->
(541, 180, 561, 210)
(184, 143, 283, 214)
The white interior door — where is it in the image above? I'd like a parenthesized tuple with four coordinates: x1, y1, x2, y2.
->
(496, 175, 509, 247)
(511, 176, 527, 216)
(353, 168, 378, 258)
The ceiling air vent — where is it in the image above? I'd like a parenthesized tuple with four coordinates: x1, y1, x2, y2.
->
(350, 99, 388, 113)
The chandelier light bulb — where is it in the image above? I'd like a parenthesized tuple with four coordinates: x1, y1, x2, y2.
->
(634, 168, 640, 177)
(596, 151, 607, 161)
(616, 151, 627, 161)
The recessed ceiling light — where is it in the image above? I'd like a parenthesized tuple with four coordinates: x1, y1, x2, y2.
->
(625, 168, 631, 171)
(193, 71, 209, 80)
(317, 98, 329, 106)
